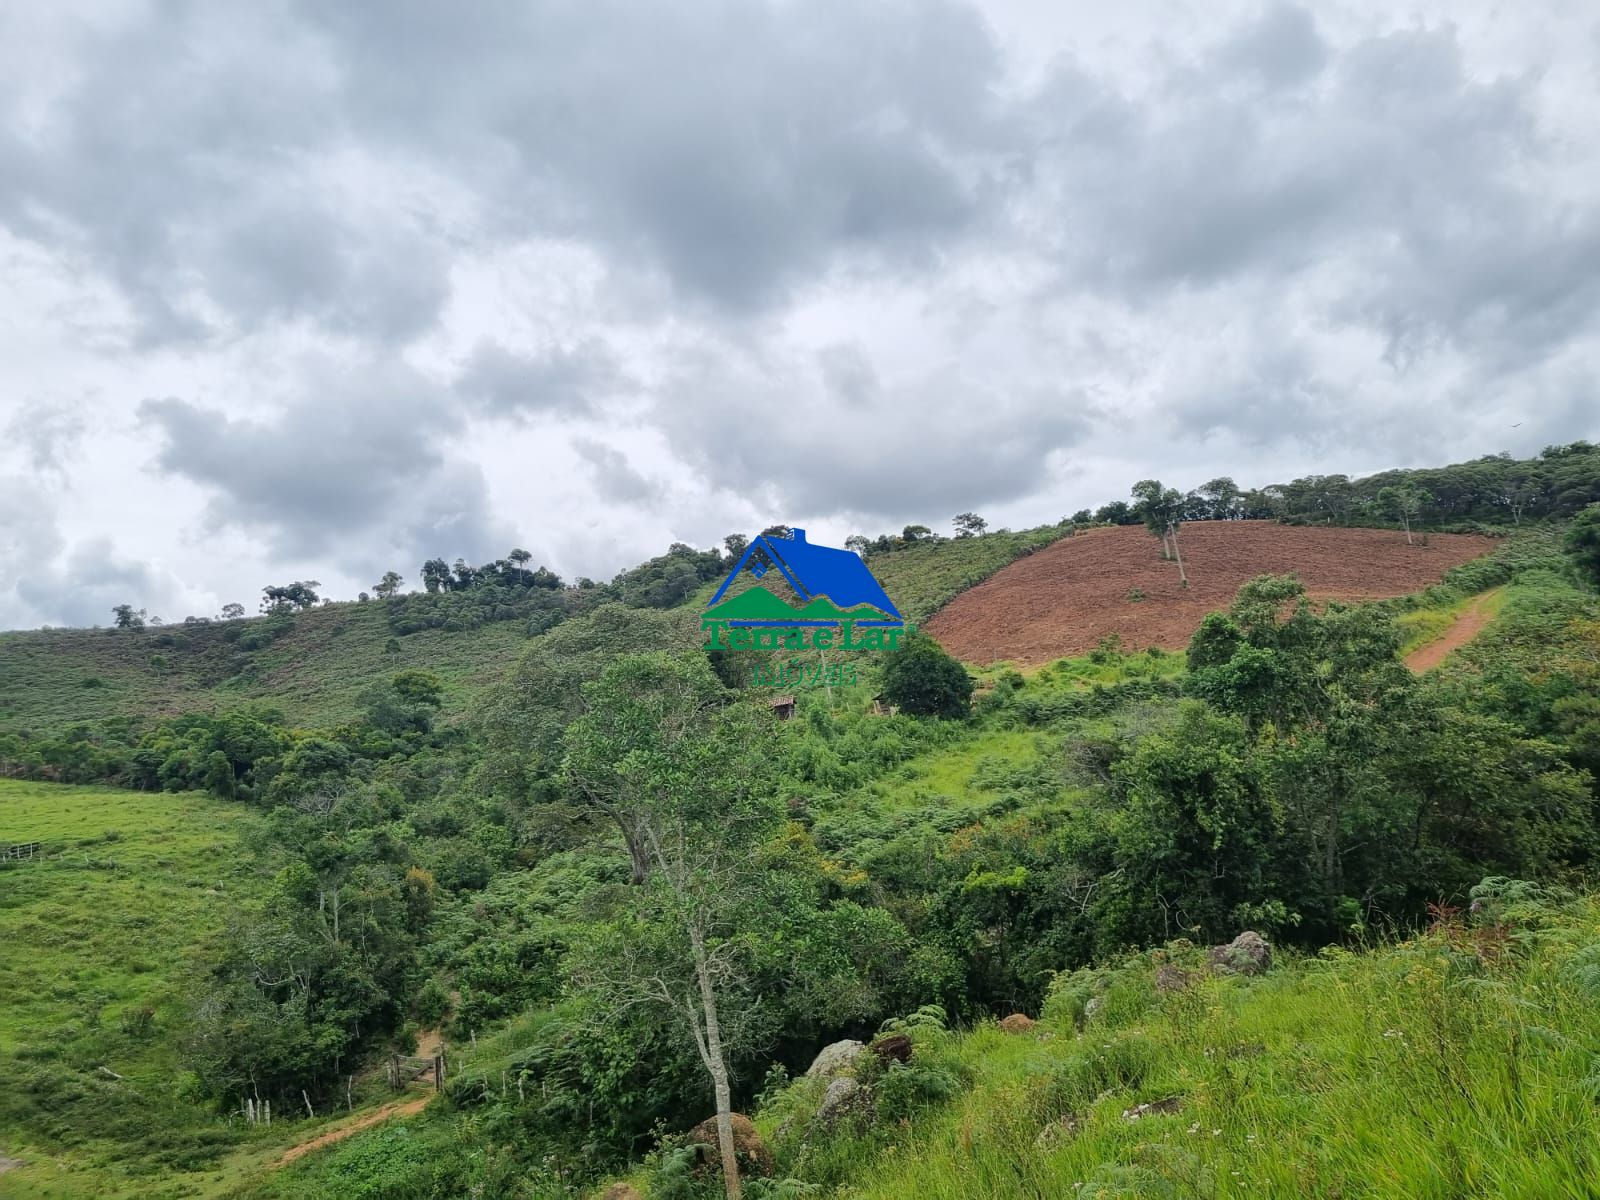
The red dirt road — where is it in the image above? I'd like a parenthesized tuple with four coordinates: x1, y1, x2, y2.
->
(274, 1096, 432, 1167)
(925, 522, 1498, 667)
(1404, 590, 1501, 673)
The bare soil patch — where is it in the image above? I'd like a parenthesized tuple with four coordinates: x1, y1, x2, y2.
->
(274, 1095, 432, 1167)
(1405, 590, 1501, 673)
(925, 522, 1498, 667)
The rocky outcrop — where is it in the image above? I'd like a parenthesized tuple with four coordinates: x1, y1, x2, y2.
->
(805, 1039, 865, 1079)
(997, 1013, 1036, 1034)
(686, 1113, 773, 1178)
(1208, 931, 1272, 976)
(817, 1076, 866, 1125)
(1155, 964, 1196, 993)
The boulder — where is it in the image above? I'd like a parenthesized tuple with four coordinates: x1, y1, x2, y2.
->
(1121, 1096, 1183, 1121)
(601, 1186, 644, 1200)
(997, 1013, 1036, 1034)
(1154, 965, 1195, 993)
(1083, 996, 1104, 1025)
(805, 1038, 865, 1079)
(1207, 931, 1272, 977)
(686, 1113, 773, 1178)
(817, 1076, 866, 1125)
(871, 1032, 913, 1064)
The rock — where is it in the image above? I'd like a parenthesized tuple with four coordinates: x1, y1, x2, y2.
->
(1121, 1096, 1183, 1121)
(997, 1013, 1036, 1034)
(871, 1032, 913, 1063)
(1034, 1113, 1080, 1150)
(805, 1038, 865, 1079)
(817, 1076, 866, 1125)
(686, 1113, 774, 1178)
(1083, 996, 1104, 1024)
(601, 1186, 644, 1200)
(1207, 931, 1272, 977)
(1154, 965, 1195, 993)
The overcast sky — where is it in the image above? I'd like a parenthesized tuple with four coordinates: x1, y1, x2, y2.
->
(2, 0, 1597, 629)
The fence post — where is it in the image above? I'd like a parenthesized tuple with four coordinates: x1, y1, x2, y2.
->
(433, 1054, 443, 1092)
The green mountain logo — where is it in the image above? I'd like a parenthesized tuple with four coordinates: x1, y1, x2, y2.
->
(704, 586, 890, 623)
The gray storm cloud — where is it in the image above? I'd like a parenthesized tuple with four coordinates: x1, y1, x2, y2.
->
(0, 0, 1596, 626)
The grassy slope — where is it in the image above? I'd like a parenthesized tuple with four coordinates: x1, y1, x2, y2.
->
(0, 601, 532, 734)
(0, 526, 1065, 736)
(742, 890, 1600, 1200)
(0, 780, 459, 1200)
(0, 781, 276, 1197)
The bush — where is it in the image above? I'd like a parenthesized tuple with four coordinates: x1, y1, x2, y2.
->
(879, 632, 973, 719)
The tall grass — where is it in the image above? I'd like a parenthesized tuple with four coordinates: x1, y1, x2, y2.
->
(734, 885, 1600, 1200)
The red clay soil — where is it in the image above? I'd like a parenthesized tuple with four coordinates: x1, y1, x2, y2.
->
(1404, 590, 1500, 673)
(274, 1095, 432, 1167)
(924, 522, 1498, 668)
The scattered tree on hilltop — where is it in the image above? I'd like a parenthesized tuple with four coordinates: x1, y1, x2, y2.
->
(219, 602, 245, 620)
(1132, 479, 1188, 585)
(953, 512, 988, 538)
(1374, 484, 1431, 545)
(373, 571, 404, 599)
(111, 604, 146, 629)
(260, 581, 321, 614)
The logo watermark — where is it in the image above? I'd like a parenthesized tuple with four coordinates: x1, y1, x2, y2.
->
(702, 528, 907, 687)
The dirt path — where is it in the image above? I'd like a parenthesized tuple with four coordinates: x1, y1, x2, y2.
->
(1404, 591, 1501, 672)
(274, 1095, 432, 1167)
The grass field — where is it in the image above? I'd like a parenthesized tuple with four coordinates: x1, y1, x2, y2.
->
(0, 781, 296, 1198)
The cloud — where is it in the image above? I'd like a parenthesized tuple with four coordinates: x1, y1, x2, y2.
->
(657, 341, 1093, 520)
(572, 437, 660, 504)
(4, 399, 85, 474)
(3, 1, 1600, 628)
(137, 358, 507, 568)
(455, 339, 624, 420)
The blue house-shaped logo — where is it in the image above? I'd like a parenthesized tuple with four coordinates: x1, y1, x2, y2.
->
(705, 528, 903, 628)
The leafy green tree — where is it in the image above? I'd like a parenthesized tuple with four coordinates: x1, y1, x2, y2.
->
(219, 602, 245, 620)
(420, 558, 451, 593)
(111, 604, 145, 629)
(844, 534, 871, 556)
(880, 632, 973, 718)
(373, 571, 404, 599)
(1094, 500, 1135, 524)
(1565, 504, 1600, 587)
(1198, 476, 1242, 520)
(563, 653, 779, 1199)
(1374, 484, 1431, 544)
(902, 524, 933, 543)
(723, 533, 749, 560)
(260, 581, 320, 613)
(1132, 479, 1188, 583)
(953, 512, 987, 538)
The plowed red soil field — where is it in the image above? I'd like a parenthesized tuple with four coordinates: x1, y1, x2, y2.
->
(924, 522, 1498, 667)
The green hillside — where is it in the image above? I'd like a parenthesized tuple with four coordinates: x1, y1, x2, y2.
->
(580, 884, 1600, 1200)
(704, 587, 892, 623)
(4, 513, 1600, 1200)
(0, 781, 276, 1198)
(0, 524, 1062, 737)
